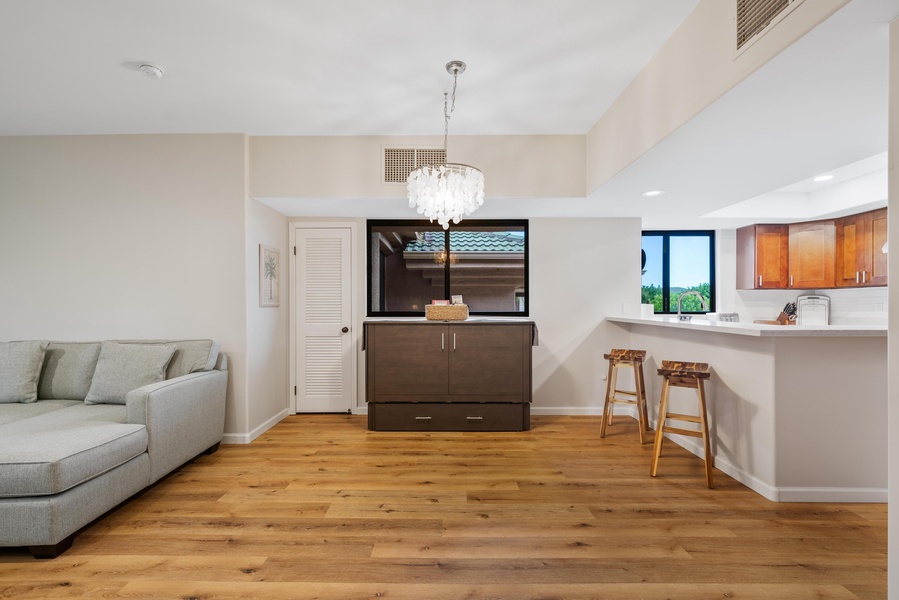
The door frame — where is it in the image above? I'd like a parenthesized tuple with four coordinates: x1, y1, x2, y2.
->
(289, 221, 358, 414)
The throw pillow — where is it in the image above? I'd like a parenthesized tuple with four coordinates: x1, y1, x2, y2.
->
(114, 339, 220, 379)
(0, 341, 49, 403)
(38, 341, 102, 400)
(84, 341, 176, 405)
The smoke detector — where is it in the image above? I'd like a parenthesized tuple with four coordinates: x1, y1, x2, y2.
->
(138, 63, 164, 79)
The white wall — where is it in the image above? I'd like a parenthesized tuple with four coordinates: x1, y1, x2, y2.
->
(0, 134, 251, 438)
(887, 16, 898, 598)
(586, 0, 848, 193)
(244, 198, 290, 442)
(528, 218, 641, 413)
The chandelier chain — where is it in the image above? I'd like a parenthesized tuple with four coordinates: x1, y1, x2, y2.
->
(443, 71, 458, 156)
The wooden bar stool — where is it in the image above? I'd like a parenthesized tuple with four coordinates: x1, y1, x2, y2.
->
(600, 349, 651, 444)
(650, 360, 714, 488)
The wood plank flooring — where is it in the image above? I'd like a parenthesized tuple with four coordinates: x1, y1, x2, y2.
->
(0, 415, 887, 599)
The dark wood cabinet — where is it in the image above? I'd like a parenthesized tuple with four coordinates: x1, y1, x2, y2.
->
(364, 321, 535, 431)
(736, 224, 789, 289)
(788, 220, 835, 289)
(836, 208, 888, 287)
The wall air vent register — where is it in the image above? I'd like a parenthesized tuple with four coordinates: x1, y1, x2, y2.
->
(736, 0, 805, 50)
(383, 148, 446, 184)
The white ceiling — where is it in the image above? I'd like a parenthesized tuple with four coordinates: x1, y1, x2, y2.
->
(0, 0, 698, 136)
(1, 0, 897, 228)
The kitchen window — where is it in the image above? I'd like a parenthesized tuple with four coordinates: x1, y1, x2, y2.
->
(642, 231, 715, 314)
(367, 219, 528, 317)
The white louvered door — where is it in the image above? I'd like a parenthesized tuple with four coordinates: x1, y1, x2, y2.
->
(295, 227, 353, 413)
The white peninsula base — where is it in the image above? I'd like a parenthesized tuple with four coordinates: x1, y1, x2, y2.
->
(607, 317, 887, 502)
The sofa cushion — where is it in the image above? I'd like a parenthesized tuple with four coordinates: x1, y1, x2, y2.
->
(0, 399, 81, 427)
(0, 341, 49, 403)
(0, 403, 147, 497)
(115, 339, 220, 379)
(84, 342, 176, 405)
(38, 342, 102, 400)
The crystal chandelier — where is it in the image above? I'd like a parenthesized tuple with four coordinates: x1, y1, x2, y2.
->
(407, 60, 484, 230)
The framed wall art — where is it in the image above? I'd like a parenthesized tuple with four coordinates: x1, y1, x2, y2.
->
(259, 244, 280, 307)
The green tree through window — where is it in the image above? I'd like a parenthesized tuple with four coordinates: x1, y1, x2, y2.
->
(641, 232, 715, 314)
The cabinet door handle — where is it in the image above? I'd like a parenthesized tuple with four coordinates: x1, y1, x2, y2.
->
(441, 333, 445, 351)
(863, 271, 868, 283)
(415, 416, 432, 420)
(466, 416, 483, 420)
(758, 275, 762, 287)
(453, 333, 456, 351)
(789, 275, 793, 287)
(857, 271, 860, 284)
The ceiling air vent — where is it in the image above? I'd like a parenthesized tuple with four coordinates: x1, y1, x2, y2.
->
(736, 0, 803, 50)
(383, 148, 446, 184)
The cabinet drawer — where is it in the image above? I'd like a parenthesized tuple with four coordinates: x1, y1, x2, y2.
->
(368, 402, 529, 432)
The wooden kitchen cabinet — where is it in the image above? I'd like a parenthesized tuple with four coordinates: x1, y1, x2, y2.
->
(736, 224, 789, 289)
(364, 321, 535, 431)
(835, 208, 888, 287)
(788, 220, 835, 289)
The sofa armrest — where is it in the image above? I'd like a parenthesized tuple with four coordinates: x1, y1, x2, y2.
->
(125, 365, 228, 484)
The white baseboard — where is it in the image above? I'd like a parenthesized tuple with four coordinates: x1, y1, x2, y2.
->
(222, 408, 290, 445)
(774, 487, 887, 503)
(530, 406, 604, 416)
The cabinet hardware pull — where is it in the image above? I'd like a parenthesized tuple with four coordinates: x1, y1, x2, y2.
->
(789, 275, 793, 287)
(441, 333, 444, 351)
(863, 271, 867, 283)
(857, 271, 860, 284)
(466, 416, 483, 420)
(415, 416, 432, 420)
(758, 275, 762, 287)
(453, 333, 456, 351)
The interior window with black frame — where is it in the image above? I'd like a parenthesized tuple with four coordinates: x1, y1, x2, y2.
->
(642, 231, 715, 314)
(368, 220, 528, 317)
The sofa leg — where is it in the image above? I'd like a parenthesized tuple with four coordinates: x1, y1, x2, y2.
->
(28, 534, 75, 559)
(204, 442, 221, 455)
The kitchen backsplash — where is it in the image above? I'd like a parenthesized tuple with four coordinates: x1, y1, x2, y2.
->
(731, 287, 888, 325)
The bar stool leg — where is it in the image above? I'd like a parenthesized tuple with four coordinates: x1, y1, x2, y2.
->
(697, 379, 713, 488)
(635, 362, 650, 444)
(600, 360, 616, 438)
(650, 379, 670, 477)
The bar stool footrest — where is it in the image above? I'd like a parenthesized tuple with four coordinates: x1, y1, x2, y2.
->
(661, 425, 703, 438)
(665, 412, 702, 423)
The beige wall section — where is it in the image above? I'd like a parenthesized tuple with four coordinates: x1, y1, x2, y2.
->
(0, 134, 251, 438)
(888, 17, 898, 598)
(586, 0, 848, 194)
(245, 198, 290, 442)
(528, 218, 640, 412)
(250, 135, 585, 199)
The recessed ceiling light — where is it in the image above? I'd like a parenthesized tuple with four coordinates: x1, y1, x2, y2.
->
(642, 190, 665, 197)
(138, 63, 164, 79)
(813, 174, 834, 182)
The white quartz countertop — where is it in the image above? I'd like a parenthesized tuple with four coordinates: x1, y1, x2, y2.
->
(607, 316, 886, 337)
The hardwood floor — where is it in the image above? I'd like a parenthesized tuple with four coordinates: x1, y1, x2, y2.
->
(0, 415, 887, 599)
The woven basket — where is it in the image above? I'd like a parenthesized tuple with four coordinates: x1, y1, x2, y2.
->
(425, 304, 469, 321)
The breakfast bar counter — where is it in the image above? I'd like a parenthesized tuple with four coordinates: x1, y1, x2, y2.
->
(607, 316, 887, 502)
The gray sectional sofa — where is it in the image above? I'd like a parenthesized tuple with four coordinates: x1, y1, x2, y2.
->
(0, 339, 228, 558)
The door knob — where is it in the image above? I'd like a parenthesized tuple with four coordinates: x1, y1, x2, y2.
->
(341, 327, 349, 333)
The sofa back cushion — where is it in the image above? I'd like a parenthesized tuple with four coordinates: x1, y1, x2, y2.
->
(38, 342, 102, 400)
(0, 341, 49, 403)
(114, 339, 220, 379)
(84, 341, 176, 405)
